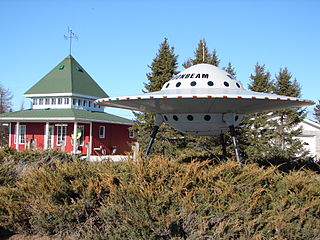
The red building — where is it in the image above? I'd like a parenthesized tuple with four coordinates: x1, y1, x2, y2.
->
(0, 55, 135, 155)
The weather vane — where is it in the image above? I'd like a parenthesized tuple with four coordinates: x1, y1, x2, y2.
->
(64, 27, 78, 55)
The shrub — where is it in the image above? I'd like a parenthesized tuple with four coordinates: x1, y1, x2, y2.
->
(0, 151, 319, 239)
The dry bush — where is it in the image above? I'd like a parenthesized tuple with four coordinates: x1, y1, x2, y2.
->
(0, 150, 319, 239)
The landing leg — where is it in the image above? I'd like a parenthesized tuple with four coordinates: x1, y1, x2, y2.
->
(220, 133, 227, 159)
(144, 125, 160, 156)
(228, 125, 243, 168)
(144, 114, 164, 156)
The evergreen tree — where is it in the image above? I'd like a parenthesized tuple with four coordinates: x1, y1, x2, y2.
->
(269, 67, 307, 159)
(313, 100, 320, 123)
(132, 38, 184, 156)
(181, 39, 224, 158)
(183, 39, 220, 68)
(238, 63, 274, 161)
(223, 62, 236, 79)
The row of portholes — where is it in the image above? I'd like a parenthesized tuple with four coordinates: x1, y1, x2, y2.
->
(163, 115, 240, 122)
(165, 81, 241, 88)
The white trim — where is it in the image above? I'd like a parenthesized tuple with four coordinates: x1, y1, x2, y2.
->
(302, 119, 320, 130)
(8, 123, 11, 146)
(73, 122, 77, 154)
(0, 117, 132, 125)
(99, 126, 105, 138)
(24, 92, 103, 100)
(56, 125, 67, 146)
(44, 122, 49, 150)
(15, 122, 19, 150)
(89, 122, 92, 156)
(129, 129, 134, 138)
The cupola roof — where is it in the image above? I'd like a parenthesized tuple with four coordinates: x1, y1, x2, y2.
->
(25, 55, 109, 99)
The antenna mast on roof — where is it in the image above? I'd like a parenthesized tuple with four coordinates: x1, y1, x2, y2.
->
(64, 27, 78, 55)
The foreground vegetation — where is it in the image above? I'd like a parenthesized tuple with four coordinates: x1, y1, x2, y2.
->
(0, 149, 320, 239)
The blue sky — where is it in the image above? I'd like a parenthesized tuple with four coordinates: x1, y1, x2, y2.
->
(1, 0, 319, 119)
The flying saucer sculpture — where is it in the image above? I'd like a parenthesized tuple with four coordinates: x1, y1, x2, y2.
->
(95, 64, 314, 163)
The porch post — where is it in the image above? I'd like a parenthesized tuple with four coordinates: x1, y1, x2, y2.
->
(73, 122, 78, 154)
(15, 122, 20, 151)
(8, 123, 11, 147)
(89, 122, 92, 156)
(44, 122, 49, 150)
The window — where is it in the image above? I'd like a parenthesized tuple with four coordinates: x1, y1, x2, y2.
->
(73, 98, 77, 105)
(78, 99, 82, 106)
(207, 81, 214, 86)
(78, 126, 84, 146)
(94, 103, 97, 108)
(51, 98, 56, 104)
(83, 100, 86, 107)
(204, 115, 211, 121)
(14, 125, 26, 144)
(99, 126, 105, 138)
(45, 98, 50, 105)
(129, 129, 134, 138)
(176, 82, 181, 87)
(224, 81, 229, 87)
(64, 98, 69, 104)
(190, 81, 196, 86)
(187, 115, 194, 121)
(236, 83, 241, 88)
(58, 98, 63, 104)
(88, 101, 91, 107)
(166, 83, 170, 88)
(39, 98, 44, 105)
(57, 126, 67, 145)
(33, 99, 37, 105)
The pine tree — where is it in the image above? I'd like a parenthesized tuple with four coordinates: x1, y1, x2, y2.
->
(183, 39, 220, 68)
(223, 62, 236, 79)
(313, 100, 320, 123)
(132, 38, 184, 156)
(181, 39, 224, 158)
(238, 63, 274, 161)
(269, 67, 307, 159)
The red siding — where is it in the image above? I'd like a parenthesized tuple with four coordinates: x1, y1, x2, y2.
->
(9, 121, 135, 155)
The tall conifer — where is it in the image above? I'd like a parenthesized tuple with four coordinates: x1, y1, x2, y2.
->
(239, 63, 274, 161)
(132, 38, 183, 156)
(181, 39, 223, 157)
(313, 100, 320, 123)
(269, 67, 307, 159)
(183, 39, 220, 68)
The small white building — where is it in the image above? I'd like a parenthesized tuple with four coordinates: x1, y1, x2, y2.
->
(297, 119, 320, 160)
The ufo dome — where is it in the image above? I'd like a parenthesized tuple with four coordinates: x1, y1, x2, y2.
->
(161, 63, 244, 91)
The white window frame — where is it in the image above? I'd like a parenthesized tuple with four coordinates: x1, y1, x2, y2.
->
(72, 98, 77, 105)
(45, 98, 50, 105)
(51, 98, 56, 105)
(58, 98, 63, 104)
(64, 98, 69, 104)
(39, 98, 44, 105)
(33, 99, 38, 105)
(57, 125, 67, 146)
(99, 126, 105, 138)
(129, 129, 134, 138)
(14, 125, 26, 144)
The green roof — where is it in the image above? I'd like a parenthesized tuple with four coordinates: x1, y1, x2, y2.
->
(0, 109, 131, 124)
(25, 55, 109, 98)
